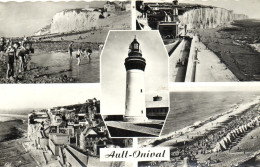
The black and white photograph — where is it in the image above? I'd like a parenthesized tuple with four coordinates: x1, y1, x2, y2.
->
(1, 0, 260, 166)
(101, 31, 169, 137)
(0, 84, 133, 167)
(138, 83, 260, 167)
(136, 0, 260, 82)
(0, 1, 131, 83)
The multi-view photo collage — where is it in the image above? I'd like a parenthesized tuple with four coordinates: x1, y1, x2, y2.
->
(0, 0, 259, 167)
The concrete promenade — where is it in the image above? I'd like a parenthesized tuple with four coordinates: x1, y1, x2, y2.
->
(165, 40, 179, 53)
(169, 39, 190, 82)
(185, 35, 238, 82)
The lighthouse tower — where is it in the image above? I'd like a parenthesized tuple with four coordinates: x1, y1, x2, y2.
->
(124, 36, 148, 122)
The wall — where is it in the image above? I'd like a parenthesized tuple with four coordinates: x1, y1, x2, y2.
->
(67, 145, 88, 166)
(49, 139, 59, 156)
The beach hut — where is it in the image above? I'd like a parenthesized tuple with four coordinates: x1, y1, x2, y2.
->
(239, 126, 244, 134)
(231, 130, 237, 138)
(226, 133, 233, 143)
(223, 136, 230, 145)
(242, 125, 247, 131)
(219, 139, 228, 150)
(247, 123, 252, 129)
(235, 129, 240, 135)
(243, 125, 248, 131)
(213, 142, 224, 152)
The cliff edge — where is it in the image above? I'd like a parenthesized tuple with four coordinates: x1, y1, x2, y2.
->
(179, 7, 248, 29)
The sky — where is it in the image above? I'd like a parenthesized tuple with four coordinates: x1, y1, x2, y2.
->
(0, 84, 100, 112)
(180, 0, 260, 19)
(0, 1, 106, 37)
(101, 31, 169, 115)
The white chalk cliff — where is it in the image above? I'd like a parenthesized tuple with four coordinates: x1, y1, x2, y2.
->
(35, 9, 101, 35)
(179, 7, 248, 29)
(51, 9, 100, 34)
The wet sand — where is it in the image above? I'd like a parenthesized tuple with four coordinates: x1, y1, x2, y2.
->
(0, 47, 101, 83)
(0, 60, 75, 83)
(0, 29, 104, 84)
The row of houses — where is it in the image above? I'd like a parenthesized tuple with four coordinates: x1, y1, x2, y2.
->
(27, 98, 130, 166)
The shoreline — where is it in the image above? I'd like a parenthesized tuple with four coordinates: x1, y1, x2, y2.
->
(139, 96, 260, 147)
(139, 97, 260, 166)
(0, 59, 75, 84)
(195, 19, 260, 81)
(0, 37, 102, 83)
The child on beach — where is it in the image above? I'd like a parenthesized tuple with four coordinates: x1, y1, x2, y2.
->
(76, 47, 84, 65)
(85, 48, 92, 63)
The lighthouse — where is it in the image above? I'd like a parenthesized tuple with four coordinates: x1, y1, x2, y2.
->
(124, 36, 148, 122)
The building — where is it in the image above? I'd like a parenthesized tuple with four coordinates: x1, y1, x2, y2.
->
(157, 1, 179, 38)
(49, 133, 70, 156)
(124, 37, 148, 122)
(146, 95, 169, 119)
(104, 1, 116, 12)
(79, 128, 103, 152)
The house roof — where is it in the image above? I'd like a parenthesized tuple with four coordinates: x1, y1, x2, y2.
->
(146, 100, 169, 108)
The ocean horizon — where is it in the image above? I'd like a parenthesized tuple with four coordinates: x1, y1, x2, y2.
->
(162, 91, 260, 136)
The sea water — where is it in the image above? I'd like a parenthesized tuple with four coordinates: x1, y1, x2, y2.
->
(31, 51, 100, 83)
(162, 91, 260, 136)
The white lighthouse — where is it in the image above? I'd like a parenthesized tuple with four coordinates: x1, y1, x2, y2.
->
(124, 36, 148, 122)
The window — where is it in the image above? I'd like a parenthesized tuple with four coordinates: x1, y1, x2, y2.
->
(141, 110, 143, 114)
(141, 89, 142, 93)
(134, 43, 139, 49)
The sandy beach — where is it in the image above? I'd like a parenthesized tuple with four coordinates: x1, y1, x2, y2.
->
(195, 19, 260, 81)
(139, 97, 260, 166)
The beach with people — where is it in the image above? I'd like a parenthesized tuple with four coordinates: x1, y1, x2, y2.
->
(0, 1, 131, 83)
(0, 38, 99, 83)
(139, 91, 260, 167)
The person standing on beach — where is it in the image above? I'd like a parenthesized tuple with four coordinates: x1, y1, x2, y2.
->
(5, 41, 16, 79)
(76, 47, 83, 65)
(14, 42, 28, 73)
(85, 48, 92, 63)
(0, 37, 6, 59)
(68, 41, 74, 58)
